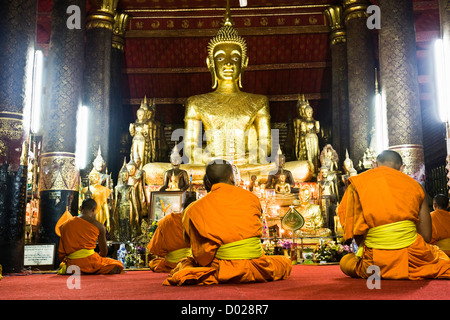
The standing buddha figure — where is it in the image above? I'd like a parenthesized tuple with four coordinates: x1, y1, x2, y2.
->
(301, 104, 320, 174)
(129, 104, 150, 166)
(112, 159, 135, 242)
(184, 4, 271, 165)
(293, 94, 308, 161)
(81, 170, 112, 232)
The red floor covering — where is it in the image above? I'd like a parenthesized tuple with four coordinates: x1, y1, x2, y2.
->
(0, 264, 448, 301)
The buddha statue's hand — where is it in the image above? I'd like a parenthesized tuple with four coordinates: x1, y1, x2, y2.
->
(129, 123, 135, 136)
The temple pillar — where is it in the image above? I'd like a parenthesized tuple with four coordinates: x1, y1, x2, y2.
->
(343, 0, 376, 166)
(378, 0, 425, 178)
(0, 0, 37, 273)
(109, 12, 130, 180)
(324, 5, 349, 162)
(37, 0, 86, 267)
(82, 0, 118, 178)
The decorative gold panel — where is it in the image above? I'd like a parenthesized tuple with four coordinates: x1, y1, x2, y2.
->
(38, 152, 79, 192)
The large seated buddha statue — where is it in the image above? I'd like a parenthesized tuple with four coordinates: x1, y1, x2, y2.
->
(142, 4, 312, 187)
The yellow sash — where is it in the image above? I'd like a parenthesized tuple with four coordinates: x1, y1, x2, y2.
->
(356, 220, 418, 257)
(215, 237, 263, 260)
(165, 247, 192, 263)
(57, 249, 95, 275)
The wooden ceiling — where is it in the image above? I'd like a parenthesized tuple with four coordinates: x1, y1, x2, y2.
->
(36, 0, 441, 128)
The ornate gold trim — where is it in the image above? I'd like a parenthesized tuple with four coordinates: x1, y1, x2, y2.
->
(112, 12, 130, 51)
(38, 152, 79, 192)
(343, 0, 369, 24)
(0, 112, 23, 141)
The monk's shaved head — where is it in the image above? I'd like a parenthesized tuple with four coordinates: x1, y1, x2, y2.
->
(205, 159, 234, 186)
(376, 150, 403, 170)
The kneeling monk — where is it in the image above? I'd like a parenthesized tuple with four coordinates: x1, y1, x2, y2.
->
(163, 160, 292, 286)
(338, 150, 450, 280)
(148, 210, 193, 273)
(58, 199, 123, 274)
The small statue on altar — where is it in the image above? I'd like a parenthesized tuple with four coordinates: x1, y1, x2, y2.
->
(275, 174, 291, 194)
(126, 157, 147, 234)
(144, 98, 168, 163)
(301, 103, 321, 173)
(91, 146, 111, 187)
(358, 147, 377, 171)
(340, 149, 356, 195)
(295, 186, 332, 237)
(266, 147, 295, 188)
(160, 145, 189, 192)
(81, 170, 112, 232)
(112, 159, 135, 242)
(320, 144, 340, 200)
(130, 104, 150, 167)
(318, 166, 337, 229)
(293, 94, 308, 161)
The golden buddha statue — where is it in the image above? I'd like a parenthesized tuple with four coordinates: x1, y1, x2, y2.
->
(129, 104, 150, 167)
(112, 159, 135, 242)
(320, 144, 340, 200)
(141, 4, 313, 187)
(293, 94, 308, 161)
(160, 145, 189, 192)
(126, 157, 147, 229)
(275, 174, 291, 194)
(295, 186, 331, 237)
(266, 147, 295, 188)
(92, 146, 111, 187)
(184, 5, 271, 165)
(301, 103, 320, 173)
(147, 98, 168, 163)
(81, 170, 112, 232)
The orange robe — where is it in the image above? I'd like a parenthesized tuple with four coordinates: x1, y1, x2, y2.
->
(147, 212, 191, 272)
(163, 183, 292, 286)
(430, 208, 450, 256)
(58, 217, 123, 274)
(338, 166, 450, 280)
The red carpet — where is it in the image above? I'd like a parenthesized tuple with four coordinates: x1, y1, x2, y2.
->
(1, 264, 448, 301)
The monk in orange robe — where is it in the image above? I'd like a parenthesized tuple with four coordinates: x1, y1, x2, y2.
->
(338, 150, 450, 280)
(430, 194, 450, 256)
(148, 210, 193, 273)
(163, 160, 292, 286)
(58, 199, 123, 274)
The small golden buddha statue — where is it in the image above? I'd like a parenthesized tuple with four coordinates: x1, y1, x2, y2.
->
(160, 145, 189, 192)
(295, 186, 332, 237)
(91, 146, 111, 187)
(81, 170, 112, 232)
(301, 103, 320, 173)
(130, 103, 150, 167)
(293, 94, 308, 161)
(184, 4, 271, 165)
(112, 159, 136, 242)
(320, 144, 340, 200)
(126, 157, 147, 228)
(266, 147, 295, 188)
(275, 174, 291, 194)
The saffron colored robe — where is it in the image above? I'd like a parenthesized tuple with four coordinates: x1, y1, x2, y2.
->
(148, 212, 191, 272)
(430, 208, 450, 256)
(58, 217, 124, 274)
(338, 166, 450, 280)
(163, 183, 292, 286)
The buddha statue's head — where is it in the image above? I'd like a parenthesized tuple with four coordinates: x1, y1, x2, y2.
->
(170, 145, 182, 167)
(89, 171, 101, 186)
(118, 159, 129, 185)
(343, 149, 354, 174)
(279, 174, 286, 183)
(299, 186, 311, 204)
(207, 8, 248, 89)
(304, 104, 314, 119)
(320, 166, 329, 179)
(136, 106, 147, 123)
(127, 158, 137, 176)
(93, 146, 106, 172)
